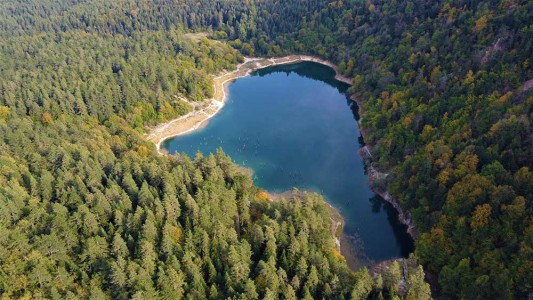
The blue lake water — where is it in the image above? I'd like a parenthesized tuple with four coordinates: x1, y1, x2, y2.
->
(163, 62, 413, 263)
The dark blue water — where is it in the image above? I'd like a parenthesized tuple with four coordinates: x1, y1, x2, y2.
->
(163, 62, 413, 263)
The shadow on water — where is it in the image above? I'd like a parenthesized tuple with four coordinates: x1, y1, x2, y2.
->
(370, 196, 415, 257)
(347, 99, 366, 147)
(344, 196, 415, 269)
(257, 62, 368, 151)
(253, 61, 350, 94)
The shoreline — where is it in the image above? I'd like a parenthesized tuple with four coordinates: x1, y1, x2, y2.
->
(353, 97, 419, 239)
(269, 189, 357, 270)
(146, 55, 352, 151)
(146, 52, 417, 261)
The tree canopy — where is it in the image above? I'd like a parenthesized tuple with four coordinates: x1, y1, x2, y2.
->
(1, 0, 532, 298)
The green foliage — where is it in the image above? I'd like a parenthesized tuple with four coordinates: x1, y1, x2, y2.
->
(0, 113, 360, 298)
(218, 0, 533, 297)
(3, 0, 532, 298)
(0, 28, 241, 129)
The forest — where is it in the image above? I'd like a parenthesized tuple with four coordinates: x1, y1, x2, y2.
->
(0, 0, 531, 298)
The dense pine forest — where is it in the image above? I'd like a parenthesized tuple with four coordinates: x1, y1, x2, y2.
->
(0, 0, 531, 299)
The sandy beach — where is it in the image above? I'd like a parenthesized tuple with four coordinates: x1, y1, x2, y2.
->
(146, 55, 353, 151)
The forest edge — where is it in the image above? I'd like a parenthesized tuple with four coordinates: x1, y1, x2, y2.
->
(146, 54, 418, 265)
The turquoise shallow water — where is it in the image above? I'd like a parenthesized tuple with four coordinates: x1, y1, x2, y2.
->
(163, 62, 413, 262)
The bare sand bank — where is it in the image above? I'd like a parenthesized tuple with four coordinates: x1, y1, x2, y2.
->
(145, 55, 353, 151)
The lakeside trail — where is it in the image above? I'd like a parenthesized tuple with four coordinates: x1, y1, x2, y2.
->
(145, 55, 353, 151)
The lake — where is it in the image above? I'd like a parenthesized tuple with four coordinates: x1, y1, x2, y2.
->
(163, 61, 413, 264)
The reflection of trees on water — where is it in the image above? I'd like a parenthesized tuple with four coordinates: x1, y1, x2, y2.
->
(255, 62, 366, 148)
(369, 196, 415, 257)
(253, 61, 349, 94)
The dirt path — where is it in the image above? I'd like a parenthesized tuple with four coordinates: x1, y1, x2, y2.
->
(145, 55, 352, 151)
